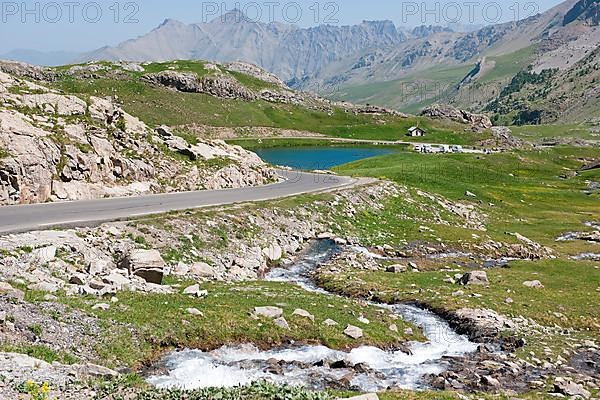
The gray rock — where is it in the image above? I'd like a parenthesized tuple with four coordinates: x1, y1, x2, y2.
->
(92, 303, 110, 311)
(121, 249, 165, 284)
(481, 375, 500, 387)
(32, 246, 57, 264)
(344, 325, 364, 340)
(183, 284, 208, 298)
(189, 262, 216, 278)
(421, 104, 492, 130)
(292, 308, 315, 322)
(323, 319, 339, 327)
(254, 306, 283, 319)
(0, 282, 25, 300)
(274, 317, 290, 330)
(0, 352, 51, 369)
(262, 243, 283, 261)
(342, 394, 379, 400)
(553, 379, 591, 398)
(75, 363, 119, 379)
(186, 308, 204, 316)
(69, 274, 87, 285)
(102, 271, 131, 288)
(523, 280, 544, 289)
(459, 271, 489, 286)
(386, 264, 408, 273)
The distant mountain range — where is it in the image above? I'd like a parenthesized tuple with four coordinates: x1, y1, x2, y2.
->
(0, 49, 79, 67)
(79, 10, 409, 83)
(3, 0, 598, 123)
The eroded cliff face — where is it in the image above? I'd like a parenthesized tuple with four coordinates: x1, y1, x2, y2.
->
(0, 68, 276, 206)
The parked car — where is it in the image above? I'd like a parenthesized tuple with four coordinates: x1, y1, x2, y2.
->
(439, 145, 451, 153)
(451, 145, 463, 153)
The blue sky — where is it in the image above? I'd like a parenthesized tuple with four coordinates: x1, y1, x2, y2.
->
(0, 0, 565, 53)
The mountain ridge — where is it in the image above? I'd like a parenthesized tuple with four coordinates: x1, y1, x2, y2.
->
(78, 10, 408, 83)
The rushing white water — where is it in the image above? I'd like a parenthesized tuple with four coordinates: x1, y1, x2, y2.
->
(147, 240, 478, 392)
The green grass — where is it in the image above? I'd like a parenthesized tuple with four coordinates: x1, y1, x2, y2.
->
(510, 123, 597, 142)
(325, 64, 474, 114)
(0, 146, 8, 158)
(478, 46, 537, 84)
(318, 259, 600, 331)
(317, 257, 600, 364)
(334, 147, 600, 254)
(50, 280, 420, 368)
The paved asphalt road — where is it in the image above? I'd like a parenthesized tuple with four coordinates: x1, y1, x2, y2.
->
(0, 170, 356, 235)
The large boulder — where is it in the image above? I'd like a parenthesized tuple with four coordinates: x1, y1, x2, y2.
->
(120, 249, 165, 284)
(459, 271, 489, 286)
(453, 308, 516, 340)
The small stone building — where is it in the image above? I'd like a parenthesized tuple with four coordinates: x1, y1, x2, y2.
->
(407, 126, 426, 137)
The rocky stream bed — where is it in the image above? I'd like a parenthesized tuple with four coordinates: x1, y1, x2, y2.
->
(146, 240, 479, 392)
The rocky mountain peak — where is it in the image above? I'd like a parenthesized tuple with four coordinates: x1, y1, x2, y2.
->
(411, 25, 453, 38)
(212, 8, 253, 24)
(155, 18, 187, 31)
(563, 0, 600, 25)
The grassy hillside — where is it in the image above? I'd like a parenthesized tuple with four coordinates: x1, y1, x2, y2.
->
(484, 47, 600, 125)
(320, 46, 537, 115)
(324, 64, 473, 114)
(49, 61, 491, 145)
(334, 146, 599, 253)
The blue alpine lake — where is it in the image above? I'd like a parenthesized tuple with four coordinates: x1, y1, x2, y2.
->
(254, 146, 395, 170)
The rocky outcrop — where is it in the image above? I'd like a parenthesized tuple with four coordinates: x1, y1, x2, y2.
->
(480, 126, 523, 149)
(198, 74, 257, 100)
(421, 104, 493, 130)
(143, 71, 256, 100)
(0, 60, 57, 82)
(0, 69, 276, 205)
